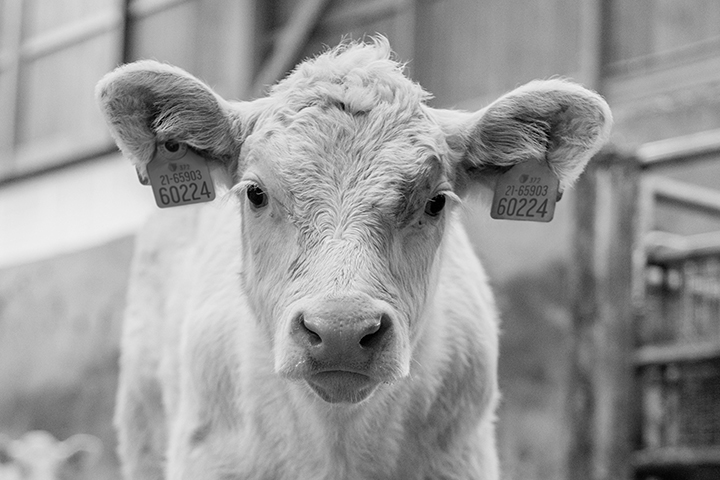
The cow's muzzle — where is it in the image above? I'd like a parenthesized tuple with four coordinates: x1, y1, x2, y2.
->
(282, 295, 402, 404)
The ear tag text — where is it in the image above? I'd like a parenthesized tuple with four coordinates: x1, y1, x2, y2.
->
(490, 160, 560, 222)
(147, 141, 216, 208)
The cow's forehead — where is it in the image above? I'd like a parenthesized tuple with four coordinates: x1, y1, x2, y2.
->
(246, 103, 447, 215)
(268, 38, 430, 116)
(242, 41, 450, 215)
(258, 102, 439, 173)
(237, 39, 456, 235)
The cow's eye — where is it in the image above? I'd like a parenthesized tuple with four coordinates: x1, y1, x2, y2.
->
(424, 194, 446, 217)
(246, 184, 268, 208)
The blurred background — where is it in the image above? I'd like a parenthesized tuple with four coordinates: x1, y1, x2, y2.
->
(2, 1, 720, 479)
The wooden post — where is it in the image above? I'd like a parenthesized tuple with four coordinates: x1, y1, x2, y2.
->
(250, 0, 330, 98)
(568, 151, 641, 480)
(0, 0, 23, 176)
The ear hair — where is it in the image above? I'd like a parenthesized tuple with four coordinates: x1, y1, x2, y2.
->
(469, 80, 612, 188)
(432, 79, 612, 195)
(96, 60, 244, 182)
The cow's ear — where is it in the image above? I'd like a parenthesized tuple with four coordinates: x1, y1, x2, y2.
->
(96, 60, 263, 184)
(433, 79, 612, 196)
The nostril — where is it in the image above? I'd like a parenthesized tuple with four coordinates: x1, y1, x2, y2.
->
(297, 313, 322, 346)
(359, 314, 392, 349)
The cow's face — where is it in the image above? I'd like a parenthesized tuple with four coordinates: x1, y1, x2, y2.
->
(97, 38, 612, 405)
(237, 92, 456, 403)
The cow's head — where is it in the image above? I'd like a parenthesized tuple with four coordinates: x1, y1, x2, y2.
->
(97, 38, 611, 405)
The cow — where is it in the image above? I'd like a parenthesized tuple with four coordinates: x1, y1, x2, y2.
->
(96, 37, 611, 479)
(0, 431, 101, 480)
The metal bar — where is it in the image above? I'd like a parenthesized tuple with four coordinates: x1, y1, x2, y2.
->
(605, 51, 720, 105)
(605, 36, 720, 78)
(632, 446, 720, 469)
(646, 231, 720, 263)
(634, 341, 720, 366)
(638, 129, 720, 169)
(250, 0, 331, 98)
(652, 176, 720, 216)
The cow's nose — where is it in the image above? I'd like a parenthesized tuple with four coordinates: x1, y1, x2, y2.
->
(292, 304, 393, 368)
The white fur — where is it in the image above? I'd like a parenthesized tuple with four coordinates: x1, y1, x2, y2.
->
(98, 38, 611, 479)
(0, 431, 101, 480)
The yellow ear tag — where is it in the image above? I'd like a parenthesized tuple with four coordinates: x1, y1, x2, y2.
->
(146, 141, 216, 208)
(490, 160, 560, 222)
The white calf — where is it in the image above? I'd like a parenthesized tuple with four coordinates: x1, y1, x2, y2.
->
(97, 38, 611, 479)
(0, 431, 100, 480)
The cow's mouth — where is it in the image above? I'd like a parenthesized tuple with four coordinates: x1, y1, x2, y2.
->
(306, 371, 378, 404)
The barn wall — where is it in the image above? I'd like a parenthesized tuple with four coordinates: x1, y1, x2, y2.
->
(604, 1, 720, 147)
(414, 0, 585, 107)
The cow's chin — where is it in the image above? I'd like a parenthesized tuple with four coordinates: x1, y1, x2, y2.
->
(305, 371, 380, 404)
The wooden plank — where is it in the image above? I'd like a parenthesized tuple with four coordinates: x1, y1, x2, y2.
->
(604, 52, 720, 105)
(7, 136, 117, 183)
(605, 1, 720, 74)
(17, 31, 120, 144)
(0, 0, 23, 177)
(128, 0, 193, 18)
(320, 0, 408, 30)
(646, 230, 720, 263)
(633, 174, 658, 310)
(0, 140, 118, 187)
(637, 128, 720, 168)
(21, 0, 119, 37)
(633, 446, 720, 469)
(634, 341, 720, 366)
(19, 10, 123, 62)
(654, 1, 720, 59)
(651, 177, 720, 217)
(250, 0, 331, 98)
(568, 154, 639, 480)
(128, 0, 257, 98)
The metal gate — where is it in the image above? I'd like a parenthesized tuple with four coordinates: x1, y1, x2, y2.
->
(569, 130, 720, 480)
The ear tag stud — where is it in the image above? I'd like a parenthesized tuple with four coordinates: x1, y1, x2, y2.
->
(490, 160, 560, 222)
(146, 141, 216, 208)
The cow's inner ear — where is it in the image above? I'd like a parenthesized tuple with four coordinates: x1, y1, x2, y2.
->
(96, 60, 247, 183)
(436, 79, 612, 197)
